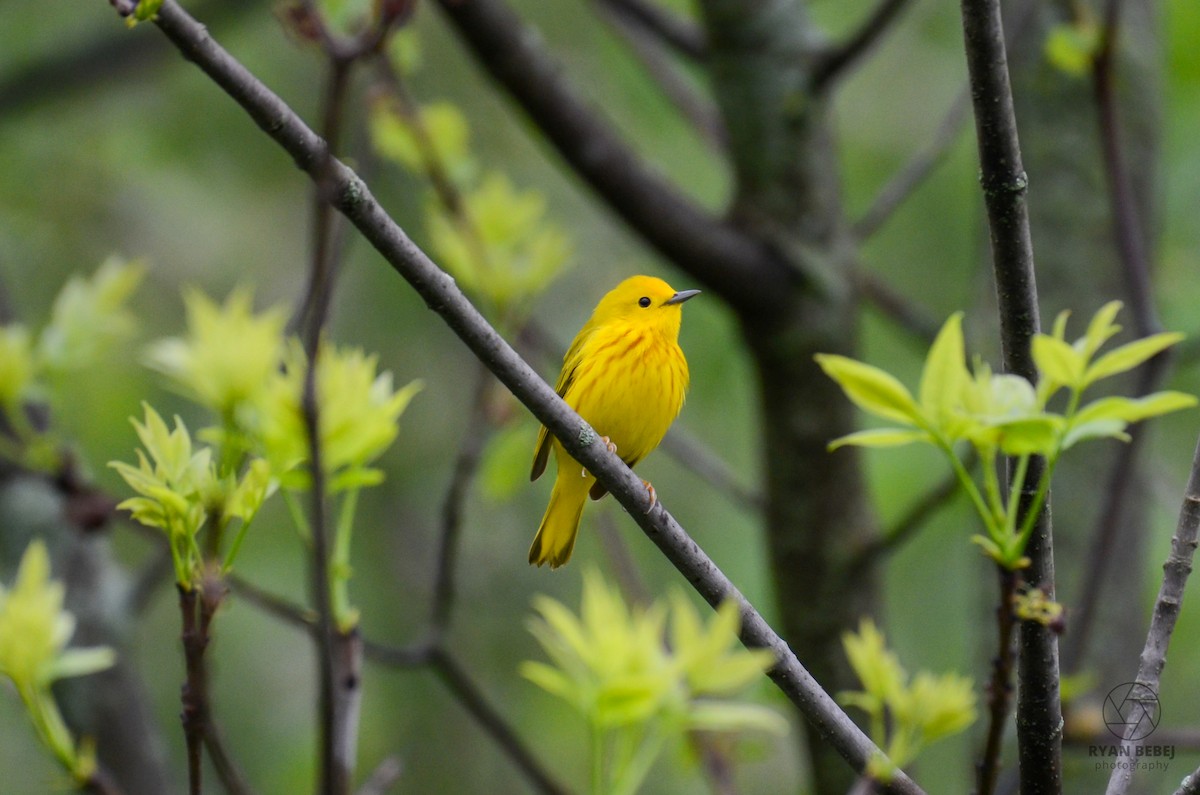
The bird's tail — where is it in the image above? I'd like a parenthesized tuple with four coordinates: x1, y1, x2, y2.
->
(529, 473, 591, 569)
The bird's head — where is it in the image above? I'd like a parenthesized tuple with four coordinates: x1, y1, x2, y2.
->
(591, 275, 701, 338)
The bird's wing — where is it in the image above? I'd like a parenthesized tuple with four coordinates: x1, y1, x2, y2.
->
(530, 322, 596, 482)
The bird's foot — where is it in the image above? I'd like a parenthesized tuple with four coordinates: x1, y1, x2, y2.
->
(582, 436, 619, 478)
(642, 480, 657, 513)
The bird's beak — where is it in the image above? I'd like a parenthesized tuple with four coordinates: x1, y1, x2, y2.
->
(665, 289, 701, 305)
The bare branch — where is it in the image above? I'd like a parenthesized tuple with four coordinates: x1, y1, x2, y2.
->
(853, 269, 942, 346)
(591, 0, 707, 60)
(812, 0, 916, 91)
(431, 364, 492, 632)
(430, 0, 795, 315)
(355, 757, 403, 795)
(960, 0, 1062, 790)
(1105, 433, 1200, 795)
(112, 4, 925, 788)
(852, 88, 971, 241)
(593, 2, 727, 151)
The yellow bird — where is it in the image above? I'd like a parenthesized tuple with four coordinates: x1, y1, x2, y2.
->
(529, 275, 700, 568)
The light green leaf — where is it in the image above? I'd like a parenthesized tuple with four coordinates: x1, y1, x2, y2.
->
(686, 701, 789, 735)
(1081, 301, 1123, 359)
(1084, 333, 1185, 387)
(1032, 334, 1084, 388)
(814, 354, 921, 426)
(995, 416, 1063, 456)
(919, 313, 968, 433)
(1061, 419, 1129, 450)
(1044, 20, 1102, 78)
(1073, 391, 1198, 427)
(827, 428, 931, 451)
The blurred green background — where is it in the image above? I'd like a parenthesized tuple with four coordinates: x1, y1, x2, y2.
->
(1, 0, 1199, 793)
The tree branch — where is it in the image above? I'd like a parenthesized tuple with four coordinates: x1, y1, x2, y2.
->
(812, 0, 916, 91)
(593, 1, 727, 151)
(120, 3, 924, 788)
(959, 0, 1061, 792)
(852, 87, 972, 241)
(590, 0, 707, 60)
(1105, 433, 1200, 795)
(430, 0, 795, 315)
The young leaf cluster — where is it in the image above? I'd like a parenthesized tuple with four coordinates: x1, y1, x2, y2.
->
(368, 43, 572, 324)
(0, 541, 116, 784)
(0, 258, 144, 471)
(816, 303, 1194, 568)
(839, 619, 976, 783)
(110, 289, 420, 625)
(522, 570, 785, 795)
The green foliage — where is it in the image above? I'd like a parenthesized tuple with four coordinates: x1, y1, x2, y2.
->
(839, 619, 976, 783)
(145, 287, 287, 420)
(0, 258, 144, 470)
(816, 304, 1195, 568)
(0, 541, 115, 783)
(522, 570, 784, 795)
(368, 62, 571, 324)
(111, 286, 419, 625)
(1044, 19, 1102, 78)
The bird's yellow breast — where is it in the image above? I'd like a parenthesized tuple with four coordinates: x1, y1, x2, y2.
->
(562, 324, 689, 466)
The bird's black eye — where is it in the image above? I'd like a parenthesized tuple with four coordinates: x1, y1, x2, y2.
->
(638, 296, 652, 308)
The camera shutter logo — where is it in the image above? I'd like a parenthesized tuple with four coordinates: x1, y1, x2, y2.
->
(1103, 683, 1161, 741)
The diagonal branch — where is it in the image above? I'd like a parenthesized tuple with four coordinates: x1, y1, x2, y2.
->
(430, 0, 794, 315)
(1105, 433, 1200, 795)
(812, 0, 917, 91)
(120, 3, 923, 789)
(591, 0, 707, 60)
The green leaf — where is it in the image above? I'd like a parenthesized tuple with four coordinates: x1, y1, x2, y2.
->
(1044, 20, 1102, 78)
(827, 428, 930, 451)
(686, 701, 789, 735)
(814, 354, 921, 426)
(1032, 334, 1084, 389)
(1081, 300, 1123, 359)
(995, 416, 1063, 456)
(1084, 332, 1185, 386)
(1061, 419, 1129, 450)
(1074, 391, 1198, 426)
(919, 313, 968, 433)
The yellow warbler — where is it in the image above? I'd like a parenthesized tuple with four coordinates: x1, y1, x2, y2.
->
(529, 275, 700, 568)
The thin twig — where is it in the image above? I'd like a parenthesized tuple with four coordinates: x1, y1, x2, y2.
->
(203, 718, 257, 795)
(355, 757, 403, 795)
(594, 2, 727, 151)
(83, 767, 129, 795)
(1175, 771, 1200, 795)
(1105, 433, 1200, 795)
(852, 87, 971, 241)
(430, 0, 793, 315)
(116, 5, 925, 788)
(590, 0, 707, 60)
(1063, 0, 1172, 678)
(977, 568, 1018, 795)
(431, 354, 492, 634)
(428, 647, 570, 795)
(178, 586, 205, 795)
(812, 0, 915, 91)
(850, 451, 976, 571)
(853, 269, 942, 347)
(959, 0, 1062, 791)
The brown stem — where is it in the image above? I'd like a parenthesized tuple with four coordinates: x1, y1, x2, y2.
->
(977, 568, 1019, 795)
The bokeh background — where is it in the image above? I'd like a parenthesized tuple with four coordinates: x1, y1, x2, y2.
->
(1, 0, 1199, 792)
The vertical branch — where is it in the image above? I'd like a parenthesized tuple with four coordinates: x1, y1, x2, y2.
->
(959, 0, 1061, 793)
(178, 585, 207, 795)
(977, 569, 1018, 795)
(1105, 433, 1200, 795)
(1064, 0, 1169, 676)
